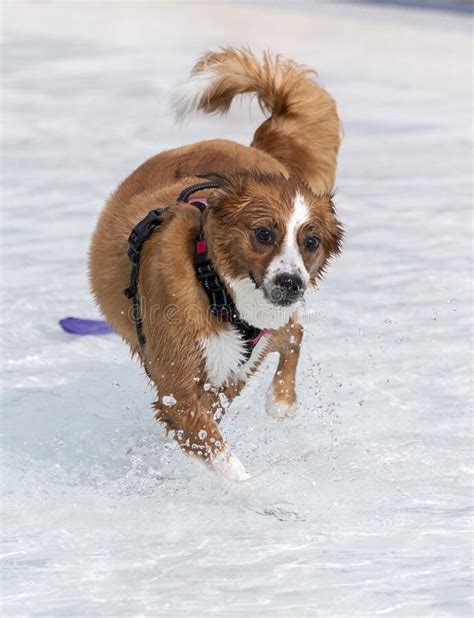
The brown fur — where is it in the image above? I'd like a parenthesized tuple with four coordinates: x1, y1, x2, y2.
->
(89, 48, 343, 477)
(191, 47, 341, 194)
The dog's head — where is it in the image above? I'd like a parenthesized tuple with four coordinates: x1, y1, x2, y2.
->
(203, 172, 343, 329)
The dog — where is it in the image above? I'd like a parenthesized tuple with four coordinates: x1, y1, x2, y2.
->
(89, 47, 343, 481)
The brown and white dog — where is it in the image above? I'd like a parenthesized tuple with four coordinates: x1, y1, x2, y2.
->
(89, 48, 343, 481)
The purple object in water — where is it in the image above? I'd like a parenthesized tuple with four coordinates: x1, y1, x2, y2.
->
(59, 317, 114, 335)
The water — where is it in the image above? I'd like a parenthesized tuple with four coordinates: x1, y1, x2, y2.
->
(1, 1, 472, 615)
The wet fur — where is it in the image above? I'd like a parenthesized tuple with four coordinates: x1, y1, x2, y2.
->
(89, 48, 343, 480)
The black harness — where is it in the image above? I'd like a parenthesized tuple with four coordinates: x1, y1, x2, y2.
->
(123, 181, 264, 363)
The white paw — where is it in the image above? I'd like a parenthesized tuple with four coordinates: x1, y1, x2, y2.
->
(266, 389, 299, 420)
(208, 447, 251, 482)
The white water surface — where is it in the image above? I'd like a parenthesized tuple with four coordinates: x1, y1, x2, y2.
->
(1, 1, 472, 615)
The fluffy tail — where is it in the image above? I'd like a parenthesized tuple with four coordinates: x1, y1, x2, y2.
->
(174, 47, 341, 194)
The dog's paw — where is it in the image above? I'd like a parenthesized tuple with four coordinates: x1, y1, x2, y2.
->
(266, 389, 299, 420)
(208, 447, 251, 482)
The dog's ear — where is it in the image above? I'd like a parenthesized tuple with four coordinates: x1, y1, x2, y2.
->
(325, 192, 344, 257)
(326, 214, 344, 256)
(197, 172, 249, 223)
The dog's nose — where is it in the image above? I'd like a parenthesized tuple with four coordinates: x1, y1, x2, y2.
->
(271, 273, 305, 305)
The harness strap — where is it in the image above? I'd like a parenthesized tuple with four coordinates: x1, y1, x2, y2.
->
(192, 232, 262, 360)
(177, 181, 220, 203)
(123, 181, 266, 363)
(123, 208, 166, 350)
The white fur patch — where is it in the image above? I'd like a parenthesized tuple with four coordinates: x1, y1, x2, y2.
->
(200, 324, 271, 387)
(224, 276, 299, 330)
(265, 191, 310, 286)
(173, 69, 217, 118)
(200, 327, 247, 387)
(209, 446, 251, 482)
(266, 388, 299, 420)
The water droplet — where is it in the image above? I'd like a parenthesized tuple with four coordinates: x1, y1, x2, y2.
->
(162, 395, 176, 407)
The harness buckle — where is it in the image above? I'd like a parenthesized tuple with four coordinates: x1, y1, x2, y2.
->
(127, 208, 165, 256)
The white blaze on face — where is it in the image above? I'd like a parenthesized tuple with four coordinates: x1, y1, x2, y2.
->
(264, 192, 311, 287)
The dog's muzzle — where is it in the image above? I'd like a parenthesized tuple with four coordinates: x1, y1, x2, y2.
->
(267, 273, 305, 306)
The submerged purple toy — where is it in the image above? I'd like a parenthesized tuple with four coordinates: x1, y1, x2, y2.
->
(59, 317, 113, 336)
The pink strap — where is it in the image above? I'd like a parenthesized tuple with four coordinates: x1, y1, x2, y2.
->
(251, 328, 271, 345)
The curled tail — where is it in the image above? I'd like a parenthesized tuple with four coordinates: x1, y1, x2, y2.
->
(174, 47, 341, 194)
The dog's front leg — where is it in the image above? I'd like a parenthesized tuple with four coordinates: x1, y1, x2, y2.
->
(142, 316, 251, 481)
(153, 392, 250, 482)
(266, 318, 303, 419)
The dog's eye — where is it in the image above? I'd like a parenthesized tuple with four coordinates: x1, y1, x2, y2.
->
(255, 227, 274, 245)
(305, 236, 321, 252)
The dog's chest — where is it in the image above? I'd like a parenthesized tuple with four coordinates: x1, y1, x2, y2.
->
(200, 326, 269, 387)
